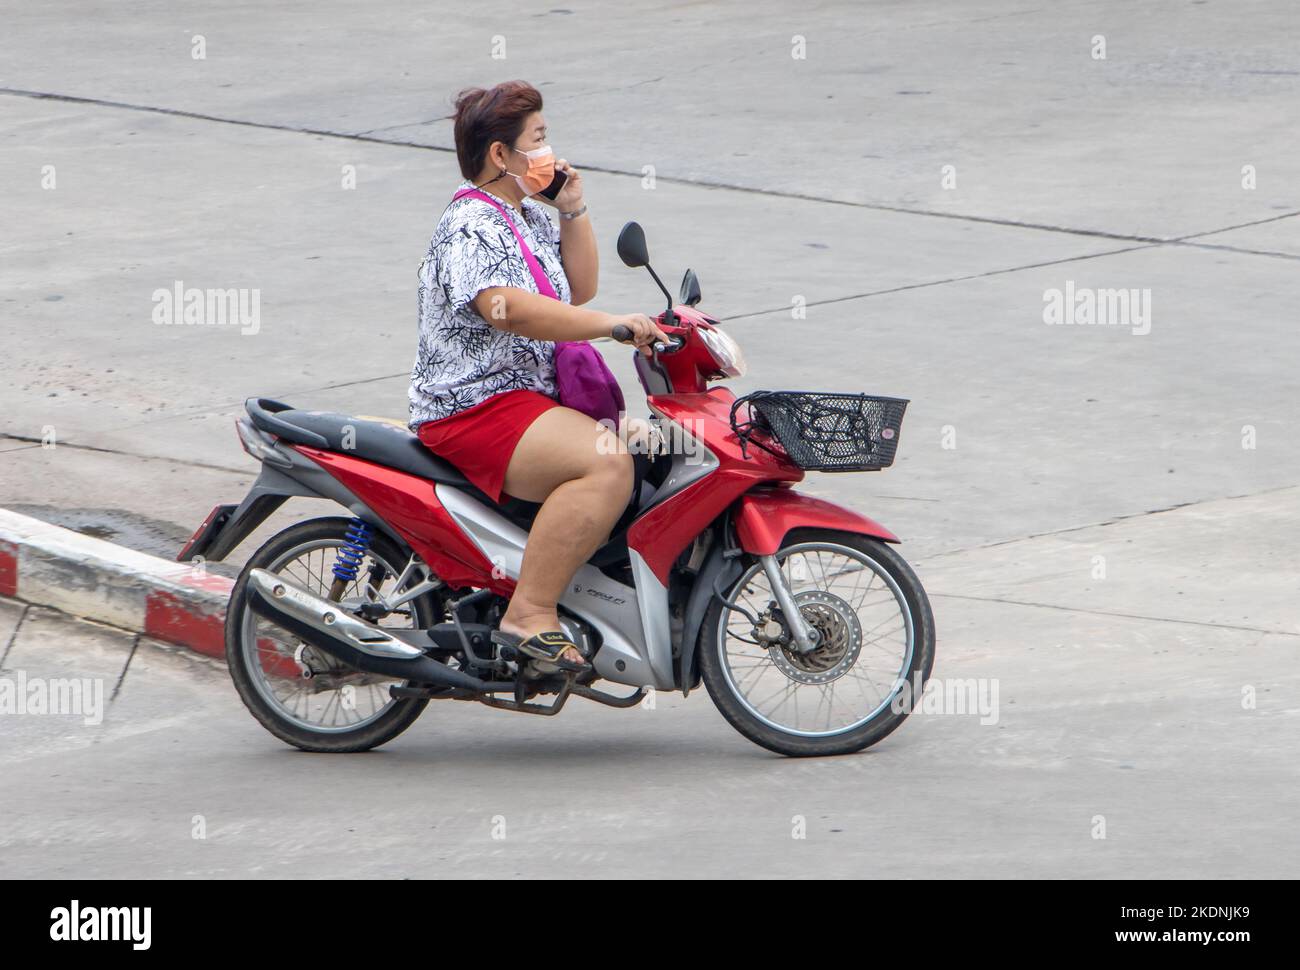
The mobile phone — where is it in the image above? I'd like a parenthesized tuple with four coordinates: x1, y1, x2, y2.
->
(537, 168, 568, 201)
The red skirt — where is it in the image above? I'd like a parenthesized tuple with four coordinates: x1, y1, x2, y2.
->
(416, 390, 560, 503)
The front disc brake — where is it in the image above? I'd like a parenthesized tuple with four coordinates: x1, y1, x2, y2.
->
(767, 589, 863, 685)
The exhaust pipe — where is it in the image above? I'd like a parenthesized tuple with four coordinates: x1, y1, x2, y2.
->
(243, 568, 490, 692)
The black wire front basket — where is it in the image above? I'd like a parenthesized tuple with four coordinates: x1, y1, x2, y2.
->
(729, 391, 909, 471)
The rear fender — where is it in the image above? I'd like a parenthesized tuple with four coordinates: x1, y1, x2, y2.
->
(178, 450, 388, 563)
(733, 488, 900, 556)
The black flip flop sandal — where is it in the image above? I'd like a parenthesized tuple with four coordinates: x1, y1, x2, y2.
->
(490, 629, 591, 674)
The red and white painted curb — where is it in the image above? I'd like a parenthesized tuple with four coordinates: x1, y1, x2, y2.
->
(0, 508, 233, 660)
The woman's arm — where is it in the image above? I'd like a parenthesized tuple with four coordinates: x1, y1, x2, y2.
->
(552, 160, 598, 305)
(558, 209, 598, 305)
(473, 287, 610, 341)
(472, 287, 668, 350)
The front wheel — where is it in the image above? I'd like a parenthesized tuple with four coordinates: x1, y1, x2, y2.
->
(698, 529, 935, 757)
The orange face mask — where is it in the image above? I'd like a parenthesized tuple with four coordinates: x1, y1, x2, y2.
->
(511, 145, 555, 196)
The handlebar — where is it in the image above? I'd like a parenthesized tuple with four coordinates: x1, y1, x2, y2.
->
(611, 323, 682, 354)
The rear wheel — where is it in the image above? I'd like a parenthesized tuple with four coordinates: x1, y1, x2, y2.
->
(225, 517, 443, 752)
(698, 529, 935, 757)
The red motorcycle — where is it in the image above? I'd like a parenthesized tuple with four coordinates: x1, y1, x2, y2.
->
(180, 221, 935, 757)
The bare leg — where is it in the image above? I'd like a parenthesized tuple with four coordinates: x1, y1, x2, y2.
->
(498, 407, 633, 663)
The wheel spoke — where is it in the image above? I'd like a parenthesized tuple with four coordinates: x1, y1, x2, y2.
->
(718, 542, 915, 737)
(239, 536, 430, 736)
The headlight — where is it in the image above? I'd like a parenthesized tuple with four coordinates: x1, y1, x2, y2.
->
(698, 326, 747, 378)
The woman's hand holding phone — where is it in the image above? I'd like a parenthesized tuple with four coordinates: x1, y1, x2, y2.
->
(541, 159, 583, 210)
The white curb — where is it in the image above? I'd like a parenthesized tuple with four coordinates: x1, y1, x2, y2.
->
(0, 508, 233, 659)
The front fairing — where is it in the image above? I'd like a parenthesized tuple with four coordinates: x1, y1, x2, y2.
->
(633, 306, 732, 395)
(628, 387, 803, 584)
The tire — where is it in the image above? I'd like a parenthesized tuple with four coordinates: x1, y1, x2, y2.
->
(698, 529, 935, 757)
(225, 517, 441, 753)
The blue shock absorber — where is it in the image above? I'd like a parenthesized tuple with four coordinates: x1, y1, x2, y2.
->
(332, 518, 373, 585)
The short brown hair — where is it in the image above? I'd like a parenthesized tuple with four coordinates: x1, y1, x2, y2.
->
(452, 81, 543, 180)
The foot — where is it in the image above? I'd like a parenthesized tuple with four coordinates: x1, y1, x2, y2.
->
(497, 616, 585, 667)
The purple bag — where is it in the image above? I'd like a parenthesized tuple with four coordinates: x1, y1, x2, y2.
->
(453, 189, 626, 428)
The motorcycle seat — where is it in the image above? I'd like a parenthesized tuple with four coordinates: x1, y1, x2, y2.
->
(256, 404, 470, 483)
(245, 397, 535, 514)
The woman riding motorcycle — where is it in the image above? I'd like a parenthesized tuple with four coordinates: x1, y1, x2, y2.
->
(408, 80, 669, 674)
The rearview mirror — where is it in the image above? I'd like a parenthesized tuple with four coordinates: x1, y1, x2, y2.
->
(679, 269, 702, 307)
(616, 221, 649, 268)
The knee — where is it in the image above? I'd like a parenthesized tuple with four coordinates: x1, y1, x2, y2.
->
(586, 450, 634, 504)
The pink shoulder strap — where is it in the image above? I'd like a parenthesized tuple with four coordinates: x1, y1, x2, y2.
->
(453, 187, 558, 300)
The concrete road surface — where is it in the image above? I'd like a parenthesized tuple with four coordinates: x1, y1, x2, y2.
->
(1, 1, 1297, 877)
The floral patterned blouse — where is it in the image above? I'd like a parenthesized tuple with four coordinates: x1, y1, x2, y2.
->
(407, 180, 571, 428)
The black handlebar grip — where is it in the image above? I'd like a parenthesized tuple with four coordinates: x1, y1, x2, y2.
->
(611, 324, 633, 343)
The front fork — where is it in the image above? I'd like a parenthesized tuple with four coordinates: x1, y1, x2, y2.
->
(759, 554, 820, 654)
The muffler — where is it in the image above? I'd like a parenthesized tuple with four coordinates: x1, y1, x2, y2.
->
(243, 568, 489, 692)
